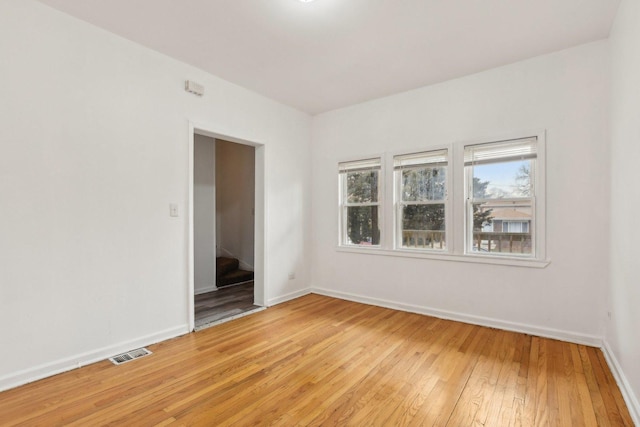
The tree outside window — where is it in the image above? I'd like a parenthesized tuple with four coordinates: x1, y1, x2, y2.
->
(394, 150, 448, 250)
(339, 159, 381, 246)
(465, 138, 537, 256)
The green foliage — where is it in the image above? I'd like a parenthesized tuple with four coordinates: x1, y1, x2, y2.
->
(401, 167, 446, 232)
(402, 204, 445, 231)
(472, 177, 493, 231)
(346, 170, 379, 244)
(472, 176, 490, 199)
(401, 167, 446, 202)
(344, 168, 494, 241)
(347, 206, 379, 245)
(346, 170, 378, 203)
(473, 205, 493, 231)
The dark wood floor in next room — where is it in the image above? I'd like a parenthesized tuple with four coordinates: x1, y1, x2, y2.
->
(0, 294, 633, 426)
(194, 281, 259, 328)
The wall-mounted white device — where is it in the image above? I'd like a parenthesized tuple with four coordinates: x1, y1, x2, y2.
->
(185, 80, 204, 96)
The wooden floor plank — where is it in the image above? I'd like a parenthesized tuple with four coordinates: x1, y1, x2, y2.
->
(0, 294, 633, 426)
(194, 282, 258, 328)
(521, 335, 539, 426)
(570, 343, 599, 426)
(593, 347, 635, 426)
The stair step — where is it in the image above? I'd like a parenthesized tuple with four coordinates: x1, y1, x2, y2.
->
(218, 269, 254, 287)
(216, 257, 239, 278)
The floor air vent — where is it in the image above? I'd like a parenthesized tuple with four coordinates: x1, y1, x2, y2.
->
(109, 348, 152, 365)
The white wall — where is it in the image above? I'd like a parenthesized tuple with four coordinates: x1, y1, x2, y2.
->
(216, 139, 255, 270)
(2, 1, 631, 409)
(608, 0, 640, 421)
(311, 41, 610, 343)
(194, 134, 216, 294)
(0, 0, 311, 391)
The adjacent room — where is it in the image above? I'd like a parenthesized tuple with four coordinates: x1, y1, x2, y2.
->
(193, 134, 261, 329)
(0, 0, 638, 425)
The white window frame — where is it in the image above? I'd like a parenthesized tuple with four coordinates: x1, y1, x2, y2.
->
(393, 149, 451, 252)
(463, 134, 545, 260)
(338, 157, 384, 248)
(336, 130, 547, 268)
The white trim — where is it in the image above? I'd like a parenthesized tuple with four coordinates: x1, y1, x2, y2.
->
(459, 129, 546, 261)
(267, 287, 312, 306)
(0, 325, 188, 393)
(336, 245, 550, 268)
(194, 307, 267, 331)
(4, 290, 636, 426)
(188, 121, 267, 331)
(188, 123, 196, 331)
(194, 284, 218, 295)
(311, 287, 600, 346)
(392, 145, 452, 254)
(255, 144, 267, 307)
(338, 153, 385, 248)
(602, 340, 640, 426)
(336, 129, 547, 264)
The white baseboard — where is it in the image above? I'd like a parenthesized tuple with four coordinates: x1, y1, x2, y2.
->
(268, 286, 639, 423)
(311, 287, 602, 347)
(195, 284, 218, 294)
(310, 288, 638, 421)
(0, 325, 189, 393)
(602, 340, 640, 426)
(267, 287, 312, 306)
(4, 290, 636, 426)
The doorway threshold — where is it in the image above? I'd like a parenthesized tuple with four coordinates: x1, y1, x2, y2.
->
(194, 306, 266, 331)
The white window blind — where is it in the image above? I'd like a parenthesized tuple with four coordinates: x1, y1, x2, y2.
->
(464, 137, 537, 166)
(394, 150, 448, 170)
(339, 158, 381, 173)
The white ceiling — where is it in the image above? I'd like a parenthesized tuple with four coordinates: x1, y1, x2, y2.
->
(37, 0, 620, 114)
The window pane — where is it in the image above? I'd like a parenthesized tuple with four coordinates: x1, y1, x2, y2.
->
(472, 159, 532, 198)
(470, 201, 532, 255)
(401, 167, 446, 202)
(346, 170, 379, 203)
(345, 206, 380, 245)
(401, 204, 446, 250)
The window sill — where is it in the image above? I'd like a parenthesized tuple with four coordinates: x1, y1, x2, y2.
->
(336, 246, 550, 268)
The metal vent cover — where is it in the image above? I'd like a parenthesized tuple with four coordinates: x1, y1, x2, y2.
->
(109, 347, 152, 365)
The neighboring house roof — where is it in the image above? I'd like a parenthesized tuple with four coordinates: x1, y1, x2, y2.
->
(489, 208, 531, 220)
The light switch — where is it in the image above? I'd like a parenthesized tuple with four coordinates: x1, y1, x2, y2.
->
(170, 203, 179, 217)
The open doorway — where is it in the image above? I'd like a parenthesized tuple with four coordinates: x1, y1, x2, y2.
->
(188, 125, 266, 331)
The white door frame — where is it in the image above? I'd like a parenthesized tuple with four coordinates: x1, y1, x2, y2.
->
(188, 122, 267, 331)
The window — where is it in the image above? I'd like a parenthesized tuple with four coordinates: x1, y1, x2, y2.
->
(339, 158, 382, 246)
(504, 221, 529, 233)
(464, 137, 537, 257)
(394, 150, 448, 250)
(336, 131, 546, 267)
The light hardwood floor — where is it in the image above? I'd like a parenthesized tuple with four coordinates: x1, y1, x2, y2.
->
(0, 294, 633, 426)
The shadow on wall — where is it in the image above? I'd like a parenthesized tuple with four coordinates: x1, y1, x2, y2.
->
(216, 139, 255, 271)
